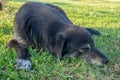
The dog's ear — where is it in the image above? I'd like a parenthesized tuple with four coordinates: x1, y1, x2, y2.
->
(47, 33, 65, 58)
(54, 33, 65, 58)
(85, 28, 101, 36)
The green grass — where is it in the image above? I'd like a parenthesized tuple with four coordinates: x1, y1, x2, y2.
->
(0, 0, 120, 80)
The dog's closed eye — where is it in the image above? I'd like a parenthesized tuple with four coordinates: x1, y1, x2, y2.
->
(80, 44, 91, 52)
(78, 49, 84, 53)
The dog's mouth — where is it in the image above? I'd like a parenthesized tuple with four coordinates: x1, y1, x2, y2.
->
(80, 51, 109, 67)
(64, 52, 108, 67)
(90, 59, 103, 67)
(65, 54, 108, 67)
(85, 58, 104, 67)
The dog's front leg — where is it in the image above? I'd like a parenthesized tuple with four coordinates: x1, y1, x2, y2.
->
(7, 39, 32, 70)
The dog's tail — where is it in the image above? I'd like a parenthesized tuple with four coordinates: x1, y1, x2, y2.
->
(86, 28, 101, 36)
(7, 39, 20, 50)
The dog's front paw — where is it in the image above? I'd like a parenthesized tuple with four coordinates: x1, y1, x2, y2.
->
(15, 59, 32, 70)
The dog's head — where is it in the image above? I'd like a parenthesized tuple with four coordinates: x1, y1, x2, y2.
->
(47, 26, 109, 67)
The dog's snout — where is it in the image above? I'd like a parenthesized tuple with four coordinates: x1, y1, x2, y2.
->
(102, 58, 109, 64)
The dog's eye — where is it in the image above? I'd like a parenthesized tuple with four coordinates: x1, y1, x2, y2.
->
(81, 47, 90, 51)
(81, 44, 91, 51)
(78, 49, 84, 53)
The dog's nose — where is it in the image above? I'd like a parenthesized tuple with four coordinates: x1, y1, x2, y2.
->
(102, 58, 109, 64)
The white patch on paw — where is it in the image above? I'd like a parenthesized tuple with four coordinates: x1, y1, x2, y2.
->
(15, 59, 32, 70)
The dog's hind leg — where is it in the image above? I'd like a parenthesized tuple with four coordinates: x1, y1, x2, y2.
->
(7, 38, 32, 70)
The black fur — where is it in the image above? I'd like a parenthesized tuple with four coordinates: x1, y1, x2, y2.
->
(7, 2, 108, 70)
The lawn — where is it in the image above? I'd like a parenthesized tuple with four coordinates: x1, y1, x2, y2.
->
(0, 0, 120, 80)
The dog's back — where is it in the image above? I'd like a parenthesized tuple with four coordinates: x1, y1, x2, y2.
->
(14, 2, 70, 48)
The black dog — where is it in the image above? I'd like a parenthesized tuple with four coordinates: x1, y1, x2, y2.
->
(7, 2, 108, 70)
